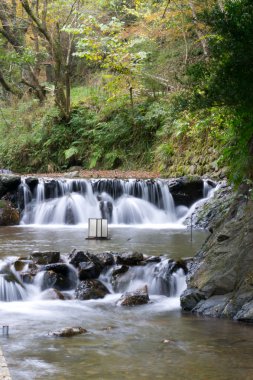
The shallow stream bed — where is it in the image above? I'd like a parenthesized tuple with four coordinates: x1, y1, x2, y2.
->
(0, 226, 253, 380)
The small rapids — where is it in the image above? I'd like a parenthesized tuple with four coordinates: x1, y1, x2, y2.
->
(0, 252, 186, 304)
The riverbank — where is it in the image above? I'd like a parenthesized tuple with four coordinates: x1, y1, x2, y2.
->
(25, 169, 161, 179)
(181, 184, 253, 322)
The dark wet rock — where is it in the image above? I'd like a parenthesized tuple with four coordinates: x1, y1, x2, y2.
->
(69, 250, 87, 267)
(69, 250, 104, 272)
(42, 264, 77, 291)
(169, 259, 188, 275)
(0, 199, 19, 226)
(30, 251, 60, 265)
(181, 185, 253, 322)
(117, 285, 150, 306)
(168, 176, 204, 207)
(116, 251, 144, 266)
(0, 174, 21, 198)
(25, 177, 39, 191)
(111, 265, 129, 278)
(96, 252, 115, 267)
(78, 261, 102, 280)
(75, 279, 110, 300)
(49, 326, 87, 337)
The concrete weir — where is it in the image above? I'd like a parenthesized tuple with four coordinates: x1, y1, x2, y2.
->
(0, 347, 11, 380)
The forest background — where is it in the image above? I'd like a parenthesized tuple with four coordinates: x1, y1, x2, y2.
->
(0, 0, 252, 185)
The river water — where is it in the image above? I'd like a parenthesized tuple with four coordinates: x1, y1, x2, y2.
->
(0, 226, 253, 380)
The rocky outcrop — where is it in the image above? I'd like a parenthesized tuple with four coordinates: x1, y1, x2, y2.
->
(0, 174, 21, 198)
(184, 181, 233, 230)
(180, 185, 253, 322)
(169, 177, 205, 207)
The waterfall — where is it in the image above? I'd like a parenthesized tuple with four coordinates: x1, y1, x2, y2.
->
(18, 177, 214, 226)
(0, 254, 186, 302)
(0, 262, 27, 302)
(19, 178, 180, 226)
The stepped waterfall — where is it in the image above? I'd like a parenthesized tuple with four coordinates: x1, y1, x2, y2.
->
(19, 178, 214, 226)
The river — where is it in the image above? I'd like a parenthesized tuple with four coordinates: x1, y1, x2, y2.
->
(0, 226, 253, 380)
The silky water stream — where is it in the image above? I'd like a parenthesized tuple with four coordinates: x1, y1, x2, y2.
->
(0, 178, 253, 380)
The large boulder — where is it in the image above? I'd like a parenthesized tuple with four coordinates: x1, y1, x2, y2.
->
(0, 174, 21, 198)
(75, 279, 110, 300)
(180, 185, 253, 322)
(168, 176, 205, 207)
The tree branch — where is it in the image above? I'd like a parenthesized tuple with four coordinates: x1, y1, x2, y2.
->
(20, 0, 52, 44)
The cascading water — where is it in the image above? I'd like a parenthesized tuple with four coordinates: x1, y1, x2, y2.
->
(19, 178, 209, 226)
(0, 253, 186, 302)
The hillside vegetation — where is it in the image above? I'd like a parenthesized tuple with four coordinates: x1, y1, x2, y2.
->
(0, 0, 252, 184)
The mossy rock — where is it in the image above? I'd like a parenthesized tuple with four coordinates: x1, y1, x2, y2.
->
(0, 200, 20, 226)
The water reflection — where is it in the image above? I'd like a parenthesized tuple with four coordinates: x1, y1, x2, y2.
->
(0, 225, 209, 260)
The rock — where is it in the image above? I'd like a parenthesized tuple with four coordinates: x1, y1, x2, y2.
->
(180, 288, 207, 311)
(116, 251, 144, 266)
(25, 177, 39, 191)
(184, 182, 233, 230)
(192, 295, 231, 318)
(117, 285, 150, 306)
(49, 326, 87, 337)
(0, 174, 21, 198)
(168, 176, 204, 207)
(30, 251, 60, 265)
(41, 264, 77, 291)
(111, 265, 129, 278)
(0, 200, 19, 226)
(234, 301, 253, 323)
(78, 261, 101, 280)
(96, 252, 115, 267)
(180, 186, 253, 322)
(75, 279, 110, 300)
(69, 250, 87, 267)
(169, 259, 188, 275)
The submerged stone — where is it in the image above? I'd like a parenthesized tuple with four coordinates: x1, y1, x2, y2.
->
(49, 326, 87, 337)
